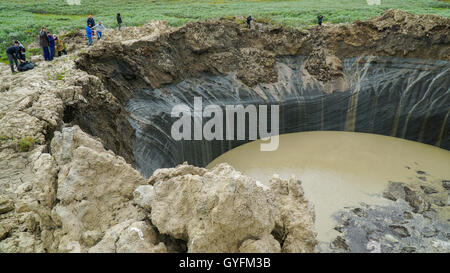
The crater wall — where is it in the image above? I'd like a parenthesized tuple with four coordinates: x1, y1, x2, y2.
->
(73, 10, 450, 177)
(127, 56, 450, 177)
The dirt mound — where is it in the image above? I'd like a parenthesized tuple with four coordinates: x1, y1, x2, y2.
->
(304, 48, 344, 82)
(312, 9, 450, 60)
(59, 28, 86, 52)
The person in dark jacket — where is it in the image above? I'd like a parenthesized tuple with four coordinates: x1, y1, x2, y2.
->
(5, 41, 20, 73)
(17, 45, 26, 62)
(47, 32, 55, 61)
(246, 15, 253, 29)
(87, 14, 95, 28)
(87, 14, 96, 37)
(39, 27, 50, 61)
(317, 13, 324, 26)
(116, 13, 122, 31)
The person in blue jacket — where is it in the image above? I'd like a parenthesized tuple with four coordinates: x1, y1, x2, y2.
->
(47, 32, 55, 60)
(86, 25, 93, 46)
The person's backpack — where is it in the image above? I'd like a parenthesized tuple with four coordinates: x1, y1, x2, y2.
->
(18, 61, 35, 72)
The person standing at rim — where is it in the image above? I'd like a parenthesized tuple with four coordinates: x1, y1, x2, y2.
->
(5, 41, 20, 73)
(246, 15, 253, 29)
(54, 35, 67, 57)
(39, 27, 50, 61)
(47, 32, 55, 61)
(116, 13, 122, 31)
(87, 14, 95, 28)
(93, 21, 105, 40)
(86, 25, 93, 46)
(317, 13, 324, 26)
(87, 14, 96, 37)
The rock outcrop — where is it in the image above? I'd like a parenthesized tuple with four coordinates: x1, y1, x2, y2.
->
(0, 124, 150, 252)
(88, 220, 167, 253)
(140, 163, 317, 253)
(50, 126, 147, 252)
(0, 48, 143, 252)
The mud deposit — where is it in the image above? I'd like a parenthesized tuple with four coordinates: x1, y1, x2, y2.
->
(208, 131, 450, 252)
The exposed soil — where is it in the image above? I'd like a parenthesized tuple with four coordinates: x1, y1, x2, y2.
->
(76, 9, 450, 91)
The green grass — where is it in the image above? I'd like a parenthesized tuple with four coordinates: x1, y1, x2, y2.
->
(1, 0, 449, 61)
(0, 135, 13, 142)
(18, 136, 35, 152)
(53, 71, 66, 80)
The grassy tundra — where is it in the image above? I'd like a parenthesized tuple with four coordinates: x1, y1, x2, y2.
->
(1, 0, 449, 62)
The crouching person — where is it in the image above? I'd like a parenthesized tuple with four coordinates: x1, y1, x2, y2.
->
(5, 41, 20, 73)
(54, 35, 67, 56)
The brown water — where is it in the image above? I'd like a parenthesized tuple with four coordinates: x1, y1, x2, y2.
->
(207, 131, 450, 243)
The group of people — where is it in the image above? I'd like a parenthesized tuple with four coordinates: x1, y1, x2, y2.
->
(6, 26, 67, 73)
(86, 14, 105, 46)
(39, 27, 68, 62)
(4, 25, 68, 73)
(85, 13, 122, 46)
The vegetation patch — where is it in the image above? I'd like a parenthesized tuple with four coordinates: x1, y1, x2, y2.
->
(17, 136, 35, 152)
(54, 71, 66, 81)
(0, 135, 13, 142)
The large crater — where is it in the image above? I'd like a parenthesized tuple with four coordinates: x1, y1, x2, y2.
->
(73, 11, 450, 178)
(127, 56, 449, 177)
